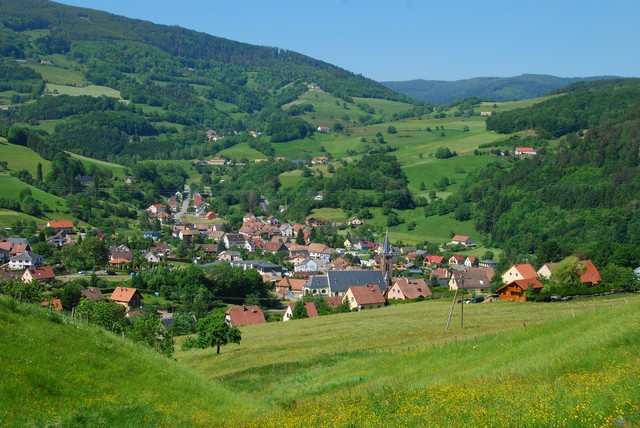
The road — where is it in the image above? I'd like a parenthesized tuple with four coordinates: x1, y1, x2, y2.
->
(174, 184, 190, 220)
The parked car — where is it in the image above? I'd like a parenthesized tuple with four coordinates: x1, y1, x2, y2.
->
(77, 270, 85, 275)
(471, 296, 485, 303)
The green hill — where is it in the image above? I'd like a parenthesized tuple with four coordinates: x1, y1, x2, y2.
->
(0, 296, 265, 427)
(3, 294, 639, 427)
(383, 74, 618, 103)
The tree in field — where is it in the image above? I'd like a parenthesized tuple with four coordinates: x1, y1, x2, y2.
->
(182, 311, 241, 354)
(551, 256, 585, 288)
(59, 283, 82, 310)
(291, 300, 308, 320)
(129, 310, 174, 357)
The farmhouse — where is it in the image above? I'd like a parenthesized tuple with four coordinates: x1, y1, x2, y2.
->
(46, 220, 75, 234)
(501, 263, 537, 284)
(343, 285, 386, 311)
(225, 305, 266, 326)
(448, 268, 494, 292)
(385, 277, 432, 300)
(22, 266, 56, 284)
(9, 251, 43, 270)
(283, 302, 319, 321)
(538, 260, 602, 286)
(450, 235, 476, 247)
(41, 299, 63, 311)
(514, 147, 537, 156)
(304, 270, 388, 296)
(497, 278, 544, 302)
(109, 287, 143, 310)
(81, 288, 105, 302)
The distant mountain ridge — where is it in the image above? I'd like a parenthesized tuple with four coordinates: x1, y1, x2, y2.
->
(382, 74, 619, 103)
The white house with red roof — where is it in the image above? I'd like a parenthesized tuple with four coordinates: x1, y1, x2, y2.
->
(46, 220, 75, 234)
(514, 147, 537, 156)
(343, 284, 386, 311)
(501, 263, 538, 284)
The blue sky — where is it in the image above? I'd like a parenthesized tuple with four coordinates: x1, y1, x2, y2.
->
(57, 0, 639, 82)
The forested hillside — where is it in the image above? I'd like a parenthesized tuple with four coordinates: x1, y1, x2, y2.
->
(460, 79, 640, 265)
(0, 0, 417, 164)
(384, 74, 616, 103)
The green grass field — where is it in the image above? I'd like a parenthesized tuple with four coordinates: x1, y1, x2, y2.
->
(23, 63, 85, 85)
(45, 83, 122, 98)
(0, 208, 44, 231)
(65, 151, 128, 177)
(0, 174, 68, 214)
(3, 292, 638, 427)
(217, 143, 266, 161)
(0, 140, 52, 177)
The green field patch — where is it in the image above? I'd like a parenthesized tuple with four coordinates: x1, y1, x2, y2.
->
(217, 143, 265, 162)
(278, 169, 306, 188)
(308, 208, 348, 223)
(45, 83, 122, 98)
(478, 93, 564, 112)
(0, 208, 44, 230)
(23, 63, 84, 85)
(0, 174, 68, 215)
(351, 97, 413, 116)
(271, 137, 325, 160)
(65, 151, 128, 176)
(0, 141, 52, 177)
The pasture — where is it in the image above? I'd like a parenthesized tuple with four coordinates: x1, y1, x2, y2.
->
(177, 294, 640, 427)
(0, 140, 52, 177)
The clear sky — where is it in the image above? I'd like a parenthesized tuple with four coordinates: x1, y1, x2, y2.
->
(56, 0, 639, 82)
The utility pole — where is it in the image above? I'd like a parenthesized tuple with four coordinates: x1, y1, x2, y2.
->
(460, 276, 465, 329)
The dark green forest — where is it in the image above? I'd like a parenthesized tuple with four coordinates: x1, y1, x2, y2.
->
(461, 79, 640, 266)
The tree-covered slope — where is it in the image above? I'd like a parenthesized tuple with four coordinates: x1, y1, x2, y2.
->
(459, 79, 640, 263)
(383, 74, 618, 103)
(0, 0, 418, 164)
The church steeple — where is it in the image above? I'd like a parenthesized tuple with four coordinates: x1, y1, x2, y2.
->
(381, 229, 393, 289)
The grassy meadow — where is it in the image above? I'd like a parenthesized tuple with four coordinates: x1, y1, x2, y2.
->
(0, 139, 52, 177)
(178, 295, 640, 427)
(2, 290, 638, 427)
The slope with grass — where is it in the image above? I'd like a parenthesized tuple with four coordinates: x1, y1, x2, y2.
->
(178, 295, 640, 427)
(0, 296, 266, 427)
(3, 293, 639, 427)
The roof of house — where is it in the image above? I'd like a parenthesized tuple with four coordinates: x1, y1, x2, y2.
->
(452, 268, 494, 289)
(305, 270, 387, 294)
(10, 250, 42, 262)
(512, 263, 538, 279)
(307, 243, 336, 254)
(81, 288, 105, 301)
(392, 277, 432, 299)
(452, 235, 471, 242)
(109, 258, 131, 265)
(304, 302, 319, 317)
(498, 277, 544, 292)
(40, 299, 63, 311)
(109, 287, 142, 304)
(277, 277, 307, 291)
(579, 260, 601, 285)
(47, 220, 74, 228)
(225, 305, 266, 326)
(432, 267, 450, 279)
(23, 266, 55, 280)
(325, 296, 343, 308)
(347, 284, 386, 305)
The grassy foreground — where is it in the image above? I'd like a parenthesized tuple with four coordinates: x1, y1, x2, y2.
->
(178, 295, 640, 427)
(2, 295, 639, 427)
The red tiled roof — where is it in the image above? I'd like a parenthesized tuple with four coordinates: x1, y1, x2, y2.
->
(348, 285, 386, 306)
(580, 260, 601, 285)
(392, 277, 431, 299)
(41, 299, 63, 311)
(109, 287, 140, 304)
(304, 302, 319, 317)
(225, 305, 266, 326)
(47, 220, 74, 228)
(24, 266, 55, 280)
(452, 235, 470, 242)
(514, 263, 537, 279)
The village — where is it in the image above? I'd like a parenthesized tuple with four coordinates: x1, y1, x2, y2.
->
(1, 185, 618, 330)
